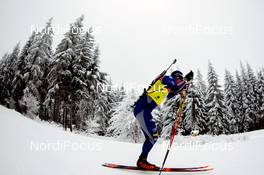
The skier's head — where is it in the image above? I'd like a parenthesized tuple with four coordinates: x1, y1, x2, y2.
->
(171, 70, 183, 80)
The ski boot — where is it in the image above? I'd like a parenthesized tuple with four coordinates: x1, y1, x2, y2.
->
(136, 156, 159, 170)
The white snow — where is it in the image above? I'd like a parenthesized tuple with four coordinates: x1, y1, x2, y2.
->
(0, 105, 264, 175)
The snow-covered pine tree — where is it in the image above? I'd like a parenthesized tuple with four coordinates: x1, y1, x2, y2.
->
(71, 28, 112, 134)
(0, 53, 10, 105)
(45, 16, 111, 134)
(206, 61, 230, 135)
(12, 31, 38, 113)
(76, 81, 121, 134)
(224, 69, 239, 133)
(37, 18, 54, 120)
(0, 43, 20, 108)
(24, 18, 53, 120)
(183, 72, 208, 135)
(76, 81, 124, 134)
(83, 46, 112, 135)
(10, 19, 53, 119)
(85, 46, 108, 96)
(46, 16, 84, 124)
(195, 70, 207, 98)
(160, 95, 181, 139)
(20, 87, 39, 119)
(107, 89, 143, 143)
(0, 53, 9, 70)
(71, 30, 95, 130)
(239, 63, 253, 132)
(107, 79, 125, 104)
(76, 98, 98, 133)
(256, 69, 264, 129)
(234, 70, 245, 132)
(245, 63, 259, 130)
(152, 106, 163, 135)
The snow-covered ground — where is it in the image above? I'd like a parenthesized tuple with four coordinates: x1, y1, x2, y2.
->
(0, 105, 264, 175)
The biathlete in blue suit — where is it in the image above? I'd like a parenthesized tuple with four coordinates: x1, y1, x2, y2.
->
(133, 70, 193, 170)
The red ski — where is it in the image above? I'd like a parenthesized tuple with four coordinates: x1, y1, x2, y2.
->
(102, 163, 214, 172)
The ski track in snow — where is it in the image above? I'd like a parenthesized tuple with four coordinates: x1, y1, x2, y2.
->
(0, 105, 264, 175)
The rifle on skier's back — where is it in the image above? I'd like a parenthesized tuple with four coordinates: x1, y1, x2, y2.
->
(131, 59, 177, 108)
(146, 59, 177, 92)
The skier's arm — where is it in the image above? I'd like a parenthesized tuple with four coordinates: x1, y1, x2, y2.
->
(162, 76, 187, 99)
(162, 76, 176, 90)
(171, 81, 187, 95)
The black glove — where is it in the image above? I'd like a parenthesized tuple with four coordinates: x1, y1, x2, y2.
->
(185, 71, 194, 82)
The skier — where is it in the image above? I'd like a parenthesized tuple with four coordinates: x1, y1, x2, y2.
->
(133, 70, 193, 170)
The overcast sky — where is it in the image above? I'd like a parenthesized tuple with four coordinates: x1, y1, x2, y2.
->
(0, 0, 263, 87)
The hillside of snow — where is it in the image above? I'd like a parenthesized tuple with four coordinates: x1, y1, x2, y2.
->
(0, 105, 264, 175)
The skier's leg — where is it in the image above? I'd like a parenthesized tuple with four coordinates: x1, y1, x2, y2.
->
(135, 109, 159, 159)
(140, 131, 157, 159)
